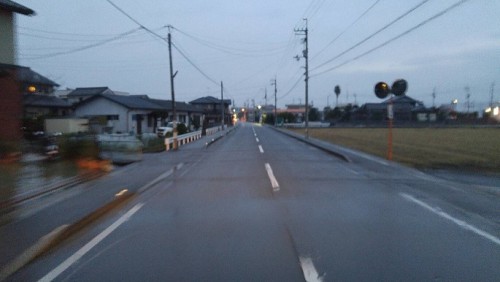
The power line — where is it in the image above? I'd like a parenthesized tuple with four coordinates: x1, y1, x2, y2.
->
(311, 0, 381, 61)
(311, 0, 470, 78)
(106, 0, 166, 43)
(172, 42, 219, 86)
(279, 74, 303, 99)
(22, 28, 143, 60)
(311, 0, 431, 72)
(106, 0, 221, 87)
(173, 26, 288, 56)
(16, 25, 129, 37)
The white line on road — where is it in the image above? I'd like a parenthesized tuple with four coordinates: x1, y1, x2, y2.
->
(344, 167, 360, 175)
(400, 193, 500, 246)
(259, 145, 264, 153)
(299, 257, 323, 282)
(265, 163, 280, 192)
(256, 137, 259, 142)
(38, 203, 144, 282)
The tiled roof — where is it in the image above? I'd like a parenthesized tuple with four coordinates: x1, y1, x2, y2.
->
(190, 96, 231, 105)
(0, 63, 59, 86)
(147, 98, 203, 112)
(79, 93, 164, 111)
(23, 94, 71, 108)
(0, 0, 34, 15)
(67, 87, 111, 97)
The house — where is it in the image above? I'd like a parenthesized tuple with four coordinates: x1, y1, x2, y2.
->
(189, 96, 232, 126)
(146, 98, 204, 130)
(73, 93, 165, 134)
(354, 95, 430, 122)
(23, 93, 72, 118)
(66, 87, 115, 105)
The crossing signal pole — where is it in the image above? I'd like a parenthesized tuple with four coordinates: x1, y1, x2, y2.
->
(295, 18, 309, 138)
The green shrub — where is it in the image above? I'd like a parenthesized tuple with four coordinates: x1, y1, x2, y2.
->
(59, 135, 99, 159)
(177, 123, 188, 135)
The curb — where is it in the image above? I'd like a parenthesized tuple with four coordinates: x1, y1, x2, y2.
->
(205, 126, 237, 148)
(270, 126, 351, 163)
(0, 191, 135, 281)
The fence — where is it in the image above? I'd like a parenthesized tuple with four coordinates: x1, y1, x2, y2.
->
(164, 126, 222, 151)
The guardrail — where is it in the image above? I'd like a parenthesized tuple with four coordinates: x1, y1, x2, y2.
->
(164, 126, 225, 151)
(283, 122, 331, 128)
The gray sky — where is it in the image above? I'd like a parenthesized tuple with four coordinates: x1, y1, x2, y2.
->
(15, 0, 500, 110)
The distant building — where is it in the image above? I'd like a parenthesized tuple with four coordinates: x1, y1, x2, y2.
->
(189, 96, 231, 126)
(354, 95, 430, 122)
(66, 87, 115, 105)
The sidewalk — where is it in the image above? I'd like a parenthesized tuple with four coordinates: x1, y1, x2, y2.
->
(0, 128, 231, 279)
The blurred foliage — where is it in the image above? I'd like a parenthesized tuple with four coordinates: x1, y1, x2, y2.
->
(58, 135, 99, 159)
(0, 140, 20, 158)
(177, 123, 188, 135)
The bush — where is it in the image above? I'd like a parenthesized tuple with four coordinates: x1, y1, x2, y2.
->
(0, 140, 20, 158)
(177, 123, 188, 135)
(59, 135, 99, 159)
(139, 134, 165, 153)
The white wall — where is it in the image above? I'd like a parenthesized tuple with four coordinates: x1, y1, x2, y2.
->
(74, 97, 154, 134)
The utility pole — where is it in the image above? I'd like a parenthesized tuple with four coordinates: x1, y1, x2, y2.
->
(432, 87, 436, 108)
(271, 76, 277, 126)
(167, 25, 179, 150)
(295, 18, 309, 138)
(490, 82, 495, 107)
(221, 81, 225, 129)
(465, 86, 471, 113)
(264, 87, 268, 106)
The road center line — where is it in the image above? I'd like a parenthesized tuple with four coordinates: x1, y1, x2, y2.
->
(299, 257, 323, 282)
(258, 145, 264, 153)
(256, 137, 259, 142)
(39, 203, 144, 282)
(400, 193, 500, 246)
(264, 163, 279, 192)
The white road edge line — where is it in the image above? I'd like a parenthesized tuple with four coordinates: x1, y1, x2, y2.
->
(299, 257, 323, 282)
(38, 203, 144, 282)
(259, 145, 264, 153)
(400, 193, 500, 246)
(264, 163, 280, 192)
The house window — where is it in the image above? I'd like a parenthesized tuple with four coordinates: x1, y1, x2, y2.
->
(107, 115, 119, 121)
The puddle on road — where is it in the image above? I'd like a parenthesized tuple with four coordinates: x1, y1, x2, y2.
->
(0, 154, 83, 204)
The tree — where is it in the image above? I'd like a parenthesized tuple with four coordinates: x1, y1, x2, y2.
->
(308, 107, 320, 121)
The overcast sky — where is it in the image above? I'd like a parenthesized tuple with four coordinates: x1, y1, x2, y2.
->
(14, 0, 500, 110)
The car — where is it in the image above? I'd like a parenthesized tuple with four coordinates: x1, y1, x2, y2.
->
(156, 122, 174, 137)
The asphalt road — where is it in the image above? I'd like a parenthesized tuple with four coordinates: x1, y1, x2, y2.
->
(7, 123, 500, 281)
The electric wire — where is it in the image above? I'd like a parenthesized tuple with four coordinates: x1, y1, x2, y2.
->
(106, 0, 221, 88)
(279, 73, 303, 99)
(22, 27, 143, 60)
(172, 43, 219, 86)
(311, 0, 470, 78)
(311, 0, 431, 72)
(173, 26, 289, 56)
(311, 0, 381, 61)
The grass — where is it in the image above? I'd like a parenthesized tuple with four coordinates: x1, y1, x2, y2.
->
(290, 127, 500, 173)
